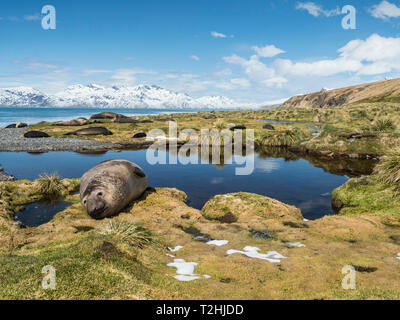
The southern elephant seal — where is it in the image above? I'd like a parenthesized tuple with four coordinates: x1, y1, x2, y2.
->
(24, 131, 50, 138)
(90, 112, 128, 120)
(5, 122, 28, 128)
(65, 127, 113, 136)
(53, 118, 89, 126)
(80, 160, 148, 219)
(112, 117, 139, 124)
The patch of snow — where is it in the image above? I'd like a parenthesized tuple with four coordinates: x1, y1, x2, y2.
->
(206, 240, 229, 247)
(168, 259, 198, 275)
(227, 246, 286, 263)
(397, 253, 400, 260)
(166, 254, 175, 258)
(303, 218, 309, 222)
(174, 275, 201, 281)
(168, 246, 183, 252)
(286, 242, 306, 248)
(167, 258, 211, 282)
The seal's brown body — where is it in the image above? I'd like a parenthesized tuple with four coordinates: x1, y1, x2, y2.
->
(80, 160, 148, 219)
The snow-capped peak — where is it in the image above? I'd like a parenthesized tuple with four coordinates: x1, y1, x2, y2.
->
(0, 84, 248, 109)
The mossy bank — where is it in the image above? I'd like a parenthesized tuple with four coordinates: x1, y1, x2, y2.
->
(1, 178, 399, 300)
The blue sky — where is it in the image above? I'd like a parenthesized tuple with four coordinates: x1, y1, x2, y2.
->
(2, 0, 400, 104)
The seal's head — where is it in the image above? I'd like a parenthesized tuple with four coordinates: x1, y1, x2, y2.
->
(81, 184, 113, 219)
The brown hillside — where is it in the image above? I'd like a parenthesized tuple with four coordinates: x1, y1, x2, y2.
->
(281, 78, 400, 109)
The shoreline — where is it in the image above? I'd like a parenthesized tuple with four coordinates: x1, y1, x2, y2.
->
(0, 127, 123, 153)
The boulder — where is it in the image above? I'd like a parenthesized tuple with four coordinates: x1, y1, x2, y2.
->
(133, 132, 147, 138)
(263, 124, 275, 130)
(203, 114, 217, 119)
(229, 125, 246, 131)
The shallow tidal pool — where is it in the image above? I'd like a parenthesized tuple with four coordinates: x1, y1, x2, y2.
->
(1, 148, 376, 220)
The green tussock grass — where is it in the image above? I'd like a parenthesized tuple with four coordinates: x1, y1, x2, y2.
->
(373, 150, 400, 184)
(372, 118, 397, 132)
(99, 220, 156, 249)
(258, 127, 306, 147)
(36, 174, 64, 200)
(332, 175, 400, 216)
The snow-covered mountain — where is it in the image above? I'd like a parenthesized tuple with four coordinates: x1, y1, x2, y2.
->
(0, 87, 50, 107)
(0, 84, 245, 109)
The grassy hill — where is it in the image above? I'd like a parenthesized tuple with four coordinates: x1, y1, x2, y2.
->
(281, 78, 400, 109)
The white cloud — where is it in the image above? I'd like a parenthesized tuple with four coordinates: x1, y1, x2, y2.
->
(224, 54, 286, 87)
(23, 59, 60, 70)
(211, 31, 227, 38)
(274, 34, 400, 77)
(230, 78, 251, 88)
(83, 69, 112, 75)
(252, 45, 285, 58)
(296, 2, 340, 17)
(214, 68, 232, 77)
(24, 14, 40, 21)
(110, 68, 157, 85)
(370, 1, 400, 20)
(190, 55, 200, 61)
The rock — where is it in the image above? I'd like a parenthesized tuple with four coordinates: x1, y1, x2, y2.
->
(229, 125, 246, 131)
(24, 131, 50, 138)
(336, 132, 377, 139)
(0, 167, 16, 181)
(202, 192, 303, 222)
(140, 120, 153, 123)
(12, 221, 27, 229)
(203, 114, 217, 119)
(133, 132, 147, 138)
(263, 124, 275, 130)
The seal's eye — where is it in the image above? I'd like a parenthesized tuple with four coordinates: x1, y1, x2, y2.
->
(83, 200, 87, 204)
(97, 192, 103, 197)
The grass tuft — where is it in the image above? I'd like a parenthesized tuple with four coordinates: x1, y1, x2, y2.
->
(99, 220, 155, 248)
(35, 174, 63, 200)
(372, 118, 396, 132)
(374, 150, 400, 184)
(260, 127, 305, 147)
